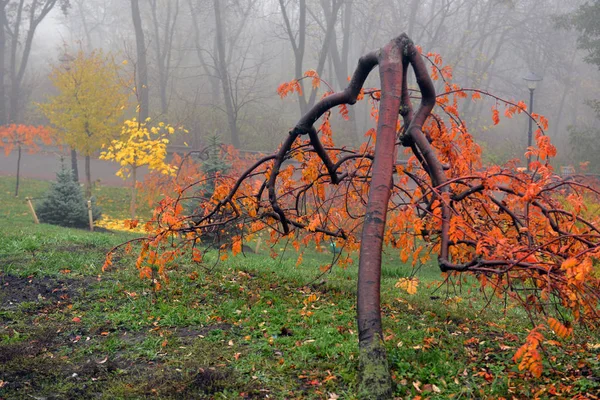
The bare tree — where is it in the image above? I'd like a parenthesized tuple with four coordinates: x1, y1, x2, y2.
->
(4, 0, 69, 124)
(131, 0, 149, 121)
(277, 0, 341, 115)
(149, 0, 180, 115)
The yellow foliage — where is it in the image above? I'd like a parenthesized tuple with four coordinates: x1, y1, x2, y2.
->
(395, 277, 419, 295)
(100, 118, 184, 179)
(38, 49, 128, 156)
(95, 217, 147, 233)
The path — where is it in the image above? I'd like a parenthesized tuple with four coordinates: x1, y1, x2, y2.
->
(0, 150, 148, 187)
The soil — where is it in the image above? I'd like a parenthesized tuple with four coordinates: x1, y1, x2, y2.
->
(0, 274, 89, 309)
(0, 275, 261, 399)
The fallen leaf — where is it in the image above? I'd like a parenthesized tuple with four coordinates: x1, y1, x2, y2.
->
(413, 381, 422, 392)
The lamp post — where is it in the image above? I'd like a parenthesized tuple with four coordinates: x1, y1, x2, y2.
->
(523, 72, 542, 172)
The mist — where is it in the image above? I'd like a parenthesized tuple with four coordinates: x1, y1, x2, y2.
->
(4, 0, 600, 169)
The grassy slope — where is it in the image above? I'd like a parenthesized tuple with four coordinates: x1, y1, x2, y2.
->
(0, 177, 598, 399)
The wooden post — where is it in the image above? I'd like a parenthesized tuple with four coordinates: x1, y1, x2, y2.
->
(26, 197, 39, 224)
(254, 237, 262, 254)
(87, 199, 94, 231)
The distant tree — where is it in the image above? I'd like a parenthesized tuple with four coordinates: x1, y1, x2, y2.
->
(100, 118, 183, 218)
(569, 100, 600, 172)
(148, 0, 180, 115)
(0, 124, 52, 196)
(39, 49, 128, 197)
(2, 0, 70, 125)
(131, 0, 150, 122)
(557, 1, 600, 169)
(277, 0, 341, 115)
(557, 0, 600, 69)
(37, 161, 102, 229)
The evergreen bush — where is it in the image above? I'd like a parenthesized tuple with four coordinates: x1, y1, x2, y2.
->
(37, 162, 101, 228)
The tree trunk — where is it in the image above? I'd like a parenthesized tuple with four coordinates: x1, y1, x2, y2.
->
(213, 0, 240, 148)
(0, 2, 7, 125)
(131, 0, 149, 122)
(130, 166, 137, 219)
(356, 39, 405, 399)
(9, 81, 19, 124)
(150, 0, 178, 116)
(71, 147, 79, 182)
(85, 154, 92, 198)
(15, 144, 21, 197)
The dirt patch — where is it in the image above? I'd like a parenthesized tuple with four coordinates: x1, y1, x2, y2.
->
(171, 323, 233, 344)
(0, 327, 57, 364)
(134, 365, 263, 399)
(0, 274, 91, 309)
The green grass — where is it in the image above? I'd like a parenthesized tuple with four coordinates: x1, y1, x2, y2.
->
(0, 177, 598, 399)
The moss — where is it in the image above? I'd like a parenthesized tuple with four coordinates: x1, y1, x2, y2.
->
(357, 337, 393, 399)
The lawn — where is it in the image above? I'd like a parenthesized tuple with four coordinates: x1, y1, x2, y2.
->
(0, 177, 598, 399)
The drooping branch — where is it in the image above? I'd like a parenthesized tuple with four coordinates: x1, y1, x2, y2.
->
(266, 51, 379, 234)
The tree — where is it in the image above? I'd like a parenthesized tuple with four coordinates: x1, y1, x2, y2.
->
(37, 160, 101, 228)
(130, 0, 150, 123)
(148, 0, 180, 115)
(100, 118, 183, 218)
(557, 1, 600, 169)
(3, 0, 70, 124)
(106, 34, 600, 397)
(0, 124, 52, 196)
(569, 100, 600, 172)
(558, 0, 600, 69)
(277, 0, 342, 115)
(39, 49, 128, 198)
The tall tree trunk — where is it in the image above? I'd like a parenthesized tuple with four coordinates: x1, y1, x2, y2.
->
(356, 38, 406, 399)
(188, 0, 220, 105)
(0, 2, 7, 125)
(8, 0, 56, 124)
(213, 0, 240, 148)
(407, 0, 420, 38)
(76, 0, 94, 50)
(8, 0, 25, 123)
(71, 147, 79, 182)
(130, 165, 137, 219)
(150, 0, 179, 115)
(85, 154, 91, 198)
(131, 0, 149, 122)
(552, 49, 577, 141)
(15, 144, 21, 196)
(9, 80, 19, 124)
(328, 1, 359, 143)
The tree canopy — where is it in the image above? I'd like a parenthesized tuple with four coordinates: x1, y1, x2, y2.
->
(39, 49, 129, 195)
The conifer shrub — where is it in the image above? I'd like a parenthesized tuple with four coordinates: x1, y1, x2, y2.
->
(37, 162, 102, 228)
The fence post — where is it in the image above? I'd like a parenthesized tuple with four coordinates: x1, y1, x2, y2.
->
(87, 199, 94, 232)
(26, 197, 39, 224)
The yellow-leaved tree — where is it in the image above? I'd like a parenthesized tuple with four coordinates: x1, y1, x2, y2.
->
(100, 118, 185, 218)
(39, 49, 129, 197)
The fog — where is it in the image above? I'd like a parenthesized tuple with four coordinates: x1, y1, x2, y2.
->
(5, 0, 600, 169)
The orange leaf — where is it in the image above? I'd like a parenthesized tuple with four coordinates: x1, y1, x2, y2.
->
(492, 108, 500, 125)
(548, 317, 572, 339)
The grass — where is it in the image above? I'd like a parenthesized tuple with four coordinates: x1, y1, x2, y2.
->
(1, 177, 599, 399)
